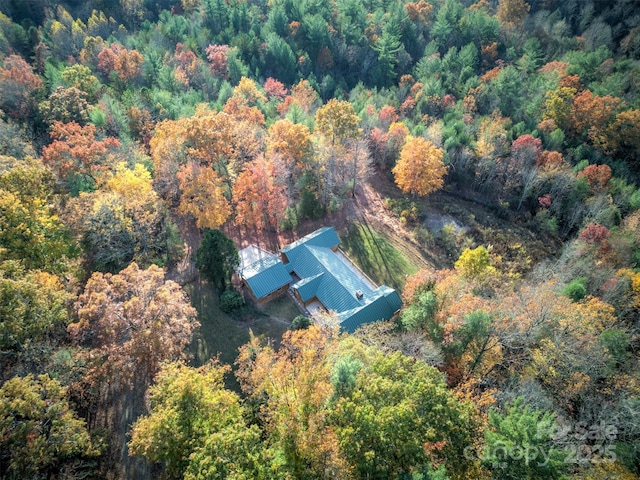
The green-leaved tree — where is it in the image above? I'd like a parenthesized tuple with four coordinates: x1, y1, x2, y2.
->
(195, 229, 239, 291)
(483, 398, 568, 480)
(129, 362, 264, 480)
(0, 374, 100, 479)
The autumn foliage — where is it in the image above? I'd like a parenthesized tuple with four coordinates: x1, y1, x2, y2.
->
(69, 263, 198, 385)
(232, 156, 288, 231)
(510, 134, 542, 166)
(264, 77, 288, 100)
(577, 164, 612, 191)
(0, 55, 43, 118)
(392, 136, 447, 197)
(205, 44, 230, 78)
(568, 89, 620, 141)
(42, 121, 120, 182)
(267, 118, 312, 167)
(579, 223, 610, 244)
(0, 374, 100, 478)
(2, 2, 640, 478)
(97, 43, 143, 80)
(496, 0, 530, 28)
(177, 162, 231, 230)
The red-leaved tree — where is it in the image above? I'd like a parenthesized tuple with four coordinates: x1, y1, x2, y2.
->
(42, 121, 120, 185)
(0, 55, 42, 119)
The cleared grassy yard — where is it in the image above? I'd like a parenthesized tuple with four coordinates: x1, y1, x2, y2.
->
(186, 280, 295, 377)
(339, 222, 417, 291)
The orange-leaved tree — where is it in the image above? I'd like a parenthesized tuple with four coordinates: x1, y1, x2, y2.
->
(150, 107, 237, 202)
(577, 164, 612, 191)
(41, 121, 120, 190)
(392, 135, 447, 197)
(97, 43, 143, 81)
(232, 155, 288, 232)
(69, 262, 199, 387)
(568, 89, 620, 142)
(149, 117, 188, 201)
(267, 118, 312, 169)
(223, 77, 267, 125)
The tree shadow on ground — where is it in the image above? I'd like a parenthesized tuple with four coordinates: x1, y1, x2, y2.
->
(339, 221, 416, 291)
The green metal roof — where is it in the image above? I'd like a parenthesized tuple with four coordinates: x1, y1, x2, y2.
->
(291, 245, 369, 313)
(339, 294, 393, 333)
(337, 288, 403, 332)
(284, 227, 402, 330)
(239, 248, 291, 300)
(241, 253, 281, 278)
(292, 273, 324, 302)
(379, 285, 403, 313)
(239, 228, 402, 327)
(280, 226, 340, 262)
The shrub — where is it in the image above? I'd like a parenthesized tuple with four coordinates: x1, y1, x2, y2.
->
(562, 277, 588, 301)
(386, 198, 420, 223)
(579, 223, 610, 244)
(535, 209, 558, 235)
(220, 290, 245, 313)
(291, 315, 311, 330)
(412, 225, 434, 247)
(438, 222, 462, 259)
(455, 246, 495, 279)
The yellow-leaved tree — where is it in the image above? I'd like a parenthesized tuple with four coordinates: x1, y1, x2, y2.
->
(454, 246, 497, 280)
(66, 162, 178, 272)
(177, 162, 231, 230)
(496, 0, 530, 30)
(392, 135, 447, 197)
(314, 99, 361, 205)
(267, 118, 312, 168)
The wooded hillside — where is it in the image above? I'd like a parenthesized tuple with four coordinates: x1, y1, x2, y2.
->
(0, 0, 639, 478)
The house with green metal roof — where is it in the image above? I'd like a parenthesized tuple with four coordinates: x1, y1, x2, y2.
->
(237, 227, 402, 332)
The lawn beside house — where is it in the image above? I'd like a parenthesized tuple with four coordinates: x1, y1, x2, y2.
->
(186, 279, 295, 388)
(339, 222, 417, 291)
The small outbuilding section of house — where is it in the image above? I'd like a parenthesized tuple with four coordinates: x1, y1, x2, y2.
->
(238, 245, 291, 303)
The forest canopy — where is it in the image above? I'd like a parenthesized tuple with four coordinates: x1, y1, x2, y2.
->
(0, 0, 639, 478)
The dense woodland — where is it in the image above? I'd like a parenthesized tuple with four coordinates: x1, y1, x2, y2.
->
(1, 0, 640, 478)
